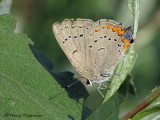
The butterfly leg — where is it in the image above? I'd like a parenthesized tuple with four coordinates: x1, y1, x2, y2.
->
(101, 73, 120, 78)
(97, 83, 105, 98)
(101, 83, 110, 89)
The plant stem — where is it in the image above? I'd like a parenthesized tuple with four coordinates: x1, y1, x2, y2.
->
(122, 86, 160, 120)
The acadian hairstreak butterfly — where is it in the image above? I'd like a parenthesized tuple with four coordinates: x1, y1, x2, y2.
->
(53, 19, 133, 97)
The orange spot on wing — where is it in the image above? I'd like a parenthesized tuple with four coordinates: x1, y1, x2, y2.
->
(123, 40, 131, 51)
(121, 27, 133, 51)
(118, 27, 125, 36)
(79, 25, 83, 28)
(107, 25, 111, 29)
(95, 28, 100, 32)
(102, 26, 106, 29)
(122, 38, 127, 43)
(112, 27, 118, 32)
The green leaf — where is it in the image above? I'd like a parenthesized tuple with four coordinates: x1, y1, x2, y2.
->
(103, 44, 137, 103)
(149, 87, 158, 95)
(0, 14, 91, 119)
(127, 0, 140, 39)
(123, 87, 160, 120)
(87, 74, 132, 120)
(93, 0, 139, 118)
(140, 112, 160, 120)
(132, 87, 160, 120)
(127, 0, 134, 14)
(132, 103, 160, 120)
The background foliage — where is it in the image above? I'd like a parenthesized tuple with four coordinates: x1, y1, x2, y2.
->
(0, 0, 160, 119)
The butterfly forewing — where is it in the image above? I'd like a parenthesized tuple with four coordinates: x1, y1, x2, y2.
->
(53, 19, 93, 80)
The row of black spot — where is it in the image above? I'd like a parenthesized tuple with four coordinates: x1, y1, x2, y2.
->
(64, 25, 87, 29)
(64, 35, 117, 41)
(93, 38, 117, 42)
(63, 42, 122, 49)
(89, 43, 122, 49)
(61, 25, 85, 30)
(62, 34, 122, 48)
(62, 34, 84, 43)
(64, 34, 84, 41)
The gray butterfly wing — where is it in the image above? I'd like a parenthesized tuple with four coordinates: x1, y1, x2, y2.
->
(91, 20, 125, 76)
(53, 19, 127, 83)
(86, 20, 126, 83)
(53, 19, 94, 80)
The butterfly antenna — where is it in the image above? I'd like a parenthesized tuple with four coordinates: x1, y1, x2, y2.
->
(63, 80, 80, 90)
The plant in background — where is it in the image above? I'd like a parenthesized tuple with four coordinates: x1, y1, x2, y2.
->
(0, 0, 160, 120)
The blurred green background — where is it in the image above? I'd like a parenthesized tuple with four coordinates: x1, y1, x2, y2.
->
(9, 0, 160, 117)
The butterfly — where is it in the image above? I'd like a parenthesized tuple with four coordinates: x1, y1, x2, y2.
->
(53, 19, 133, 97)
